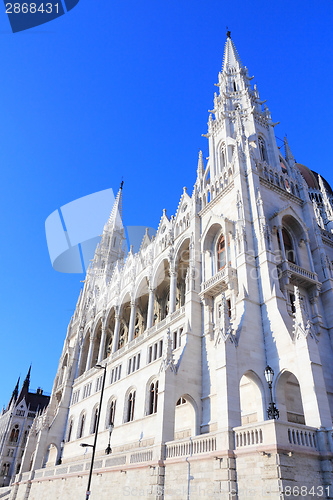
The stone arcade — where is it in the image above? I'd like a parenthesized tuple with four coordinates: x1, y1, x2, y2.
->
(8, 34, 333, 499)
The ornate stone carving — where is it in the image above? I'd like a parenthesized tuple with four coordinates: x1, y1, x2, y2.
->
(292, 286, 318, 343)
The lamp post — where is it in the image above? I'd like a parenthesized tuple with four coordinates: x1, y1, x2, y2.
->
(105, 423, 114, 455)
(264, 365, 279, 420)
(57, 440, 65, 465)
(81, 364, 107, 500)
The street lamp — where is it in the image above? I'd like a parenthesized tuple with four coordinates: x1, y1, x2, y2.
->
(57, 440, 65, 465)
(105, 423, 114, 455)
(81, 364, 107, 500)
(264, 365, 279, 420)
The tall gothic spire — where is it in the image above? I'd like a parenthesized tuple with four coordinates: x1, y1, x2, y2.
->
(22, 365, 31, 390)
(222, 31, 243, 73)
(6, 377, 20, 410)
(107, 181, 123, 230)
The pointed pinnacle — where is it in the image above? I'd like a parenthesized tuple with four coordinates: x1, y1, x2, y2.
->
(284, 136, 295, 163)
(222, 35, 243, 72)
(197, 150, 204, 177)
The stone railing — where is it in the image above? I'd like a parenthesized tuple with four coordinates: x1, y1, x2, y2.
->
(235, 425, 264, 448)
(200, 267, 237, 296)
(14, 447, 155, 484)
(234, 420, 319, 452)
(288, 262, 317, 282)
(287, 424, 317, 449)
(165, 433, 217, 459)
(277, 261, 318, 288)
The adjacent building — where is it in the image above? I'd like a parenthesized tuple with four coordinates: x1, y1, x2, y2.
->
(0, 368, 49, 488)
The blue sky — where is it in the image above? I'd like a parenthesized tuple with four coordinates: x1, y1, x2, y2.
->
(0, 0, 332, 406)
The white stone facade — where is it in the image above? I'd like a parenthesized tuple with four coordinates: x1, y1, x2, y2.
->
(8, 34, 333, 499)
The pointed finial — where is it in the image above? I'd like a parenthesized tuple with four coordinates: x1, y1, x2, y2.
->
(284, 136, 295, 163)
(7, 377, 20, 409)
(222, 33, 242, 72)
(120, 179, 124, 190)
(197, 150, 204, 178)
(22, 365, 31, 391)
(226, 27, 231, 38)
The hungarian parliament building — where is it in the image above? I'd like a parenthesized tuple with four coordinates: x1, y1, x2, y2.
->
(5, 33, 333, 499)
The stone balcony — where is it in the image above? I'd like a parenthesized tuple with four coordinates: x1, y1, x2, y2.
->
(233, 420, 325, 454)
(277, 261, 319, 289)
(200, 267, 237, 297)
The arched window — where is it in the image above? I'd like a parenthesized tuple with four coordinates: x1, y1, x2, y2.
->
(282, 228, 295, 263)
(220, 144, 226, 171)
(10, 425, 19, 443)
(217, 234, 226, 270)
(109, 400, 116, 426)
(67, 419, 73, 442)
(258, 137, 268, 162)
(1, 463, 10, 476)
(78, 413, 86, 439)
(91, 407, 99, 434)
(126, 391, 136, 422)
(148, 381, 159, 415)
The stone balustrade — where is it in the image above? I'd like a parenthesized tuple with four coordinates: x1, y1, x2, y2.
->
(201, 267, 237, 296)
(234, 420, 319, 452)
(277, 261, 318, 288)
(165, 433, 217, 459)
(13, 446, 155, 485)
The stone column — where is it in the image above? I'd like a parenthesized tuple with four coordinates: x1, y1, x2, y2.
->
(169, 268, 177, 314)
(97, 325, 107, 362)
(85, 334, 94, 371)
(202, 295, 213, 339)
(305, 237, 315, 272)
(147, 287, 155, 329)
(128, 300, 137, 343)
(74, 328, 84, 379)
(278, 225, 286, 261)
(111, 312, 120, 354)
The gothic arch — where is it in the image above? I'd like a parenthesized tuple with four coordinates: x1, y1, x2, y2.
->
(258, 135, 268, 162)
(239, 370, 265, 424)
(103, 308, 116, 359)
(276, 370, 305, 424)
(90, 404, 99, 434)
(77, 410, 87, 439)
(203, 165, 210, 188)
(151, 258, 170, 323)
(43, 443, 59, 468)
(78, 330, 90, 377)
(173, 393, 199, 439)
(145, 375, 159, 416)
(66, 417, 74, 442)
(105, 396, 117, 428)
(124, 386, 137, 423)
(91, 320, 102, 369)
